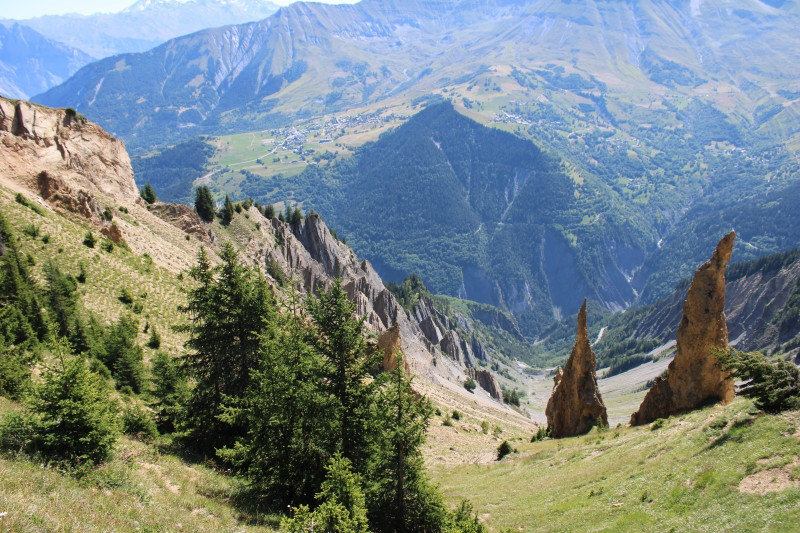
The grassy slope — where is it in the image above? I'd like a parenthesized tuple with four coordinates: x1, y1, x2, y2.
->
(432, 399, 800, 532)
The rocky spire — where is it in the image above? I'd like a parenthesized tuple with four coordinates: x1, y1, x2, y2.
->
(545, 299, 608, 438)
(631, 231, 736, 426)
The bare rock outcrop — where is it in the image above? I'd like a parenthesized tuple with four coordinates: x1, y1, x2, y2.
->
(0, 97, 137, 201)
(467, 368, 502, 399)
(545, 299, 608, 438)
(147, 202, 216, 244)
(377, 325, 405, 373)
(631, 231, 736, 426)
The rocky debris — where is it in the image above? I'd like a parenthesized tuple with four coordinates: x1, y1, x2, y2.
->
(101, 223, 123, 243)
(467, 368, 502, 399)
(0, 97, 137, 202)
(147, 202, 216, 244)
(37, 170, 102, 222)
(631, 232, 736, 426)
(545, 299, 608, 438)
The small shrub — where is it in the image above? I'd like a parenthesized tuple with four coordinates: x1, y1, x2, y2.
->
(121, 403, 158, 441)
(464, 377, 477, 393)
(531, 426, 551, 442)
(442, 417, 453, 427)
(102, 207, 113, 222)
(118, 288, 134, 305)
(22, 223, 40, 238)
(651, 418, 666, 431)
(452, 410, 461, 421)
(147, 327, 161, 349)
(41, 234, 50, 244)
(76, 261, 88, 283)
(83, 231, 96, 248)
(101, 240, 114, 253)
(497, 440, 513, 460)
(480, 420, 490, 434)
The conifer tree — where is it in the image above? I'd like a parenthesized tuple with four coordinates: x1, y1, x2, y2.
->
(222, 195, 235, 225)
(219, 287, 328, 503)
(178, 244, 275, 453)
(366, 353, 449, 531)
(194, 186, 215, 222)
(265, 204, 276, 219)
(307, 279, 381, 468)
(140, 182, 157, 204)
(0, 356, 118, 465)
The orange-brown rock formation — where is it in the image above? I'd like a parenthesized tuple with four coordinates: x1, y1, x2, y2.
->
(545, 299, 608, 438)
(630, 231, 736, 426)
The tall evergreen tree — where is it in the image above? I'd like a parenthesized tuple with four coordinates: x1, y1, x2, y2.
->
(222, 194, 235, 225)
(178, 244, 275, 453)
(265, 204, 276, 219)
(307, 279, 381, 468)
(219, 288, 329, 503)
(194, 186, 215, 222)
(366, 354, 449, 532)
(140, 182, 157, 204)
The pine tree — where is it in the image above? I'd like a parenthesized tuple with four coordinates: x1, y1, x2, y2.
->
(282, 455, 370, 533)
(307, 279, 381, 468)
(178, 244, 275, 453)
(365, 353, 450, 532)
(0, 356, 119, 465)
(219, 288, 329, 503)
(194, 186, 215, 222)
(222, 194, 235, 225)
(265, 204, 276, 219)
(717, 348, 800, 412)
(140, 182, 157, 204)
(150, 351, 188, 433)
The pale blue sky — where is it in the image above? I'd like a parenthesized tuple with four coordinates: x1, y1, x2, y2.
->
(4, 0, 357, 20)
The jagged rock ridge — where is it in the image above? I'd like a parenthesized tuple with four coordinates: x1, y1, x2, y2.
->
(631, 232, 736, 426)
(545, 299, 608, 438)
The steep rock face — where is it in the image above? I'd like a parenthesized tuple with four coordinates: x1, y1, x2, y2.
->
(631, 232, 736, 426)
(545, 300, 608, 438)
(0, 96, 136, 202)
(467, 368, 502, 400)
(244, 214, 452, 380)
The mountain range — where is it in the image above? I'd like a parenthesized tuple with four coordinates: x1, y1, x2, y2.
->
(33, 0, 800, 334)
(0, 23, 92, 99)
(3, 0, 279, 59)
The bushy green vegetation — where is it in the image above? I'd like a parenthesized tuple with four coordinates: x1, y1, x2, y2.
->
(717, 349, 800, 413)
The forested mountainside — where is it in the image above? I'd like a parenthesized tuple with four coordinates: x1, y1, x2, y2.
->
(4, 0, 280, 59)
(208, 102, 796, 336)
(535, 248, 800, 373)
(0, 24, 92, 99)
(256, 102, 645, 334)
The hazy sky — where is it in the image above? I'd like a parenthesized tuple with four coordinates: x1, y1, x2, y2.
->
(5, 0, 357, 20)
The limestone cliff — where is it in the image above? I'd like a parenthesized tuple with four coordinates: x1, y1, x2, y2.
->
(631, 232, 736, 426)
(0, 96, 136, 201)
(545, 300, 608, 438)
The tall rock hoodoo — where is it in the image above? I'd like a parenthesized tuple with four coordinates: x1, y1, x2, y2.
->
(631, 231, 736, 426)
(545, 299, 608, 438)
